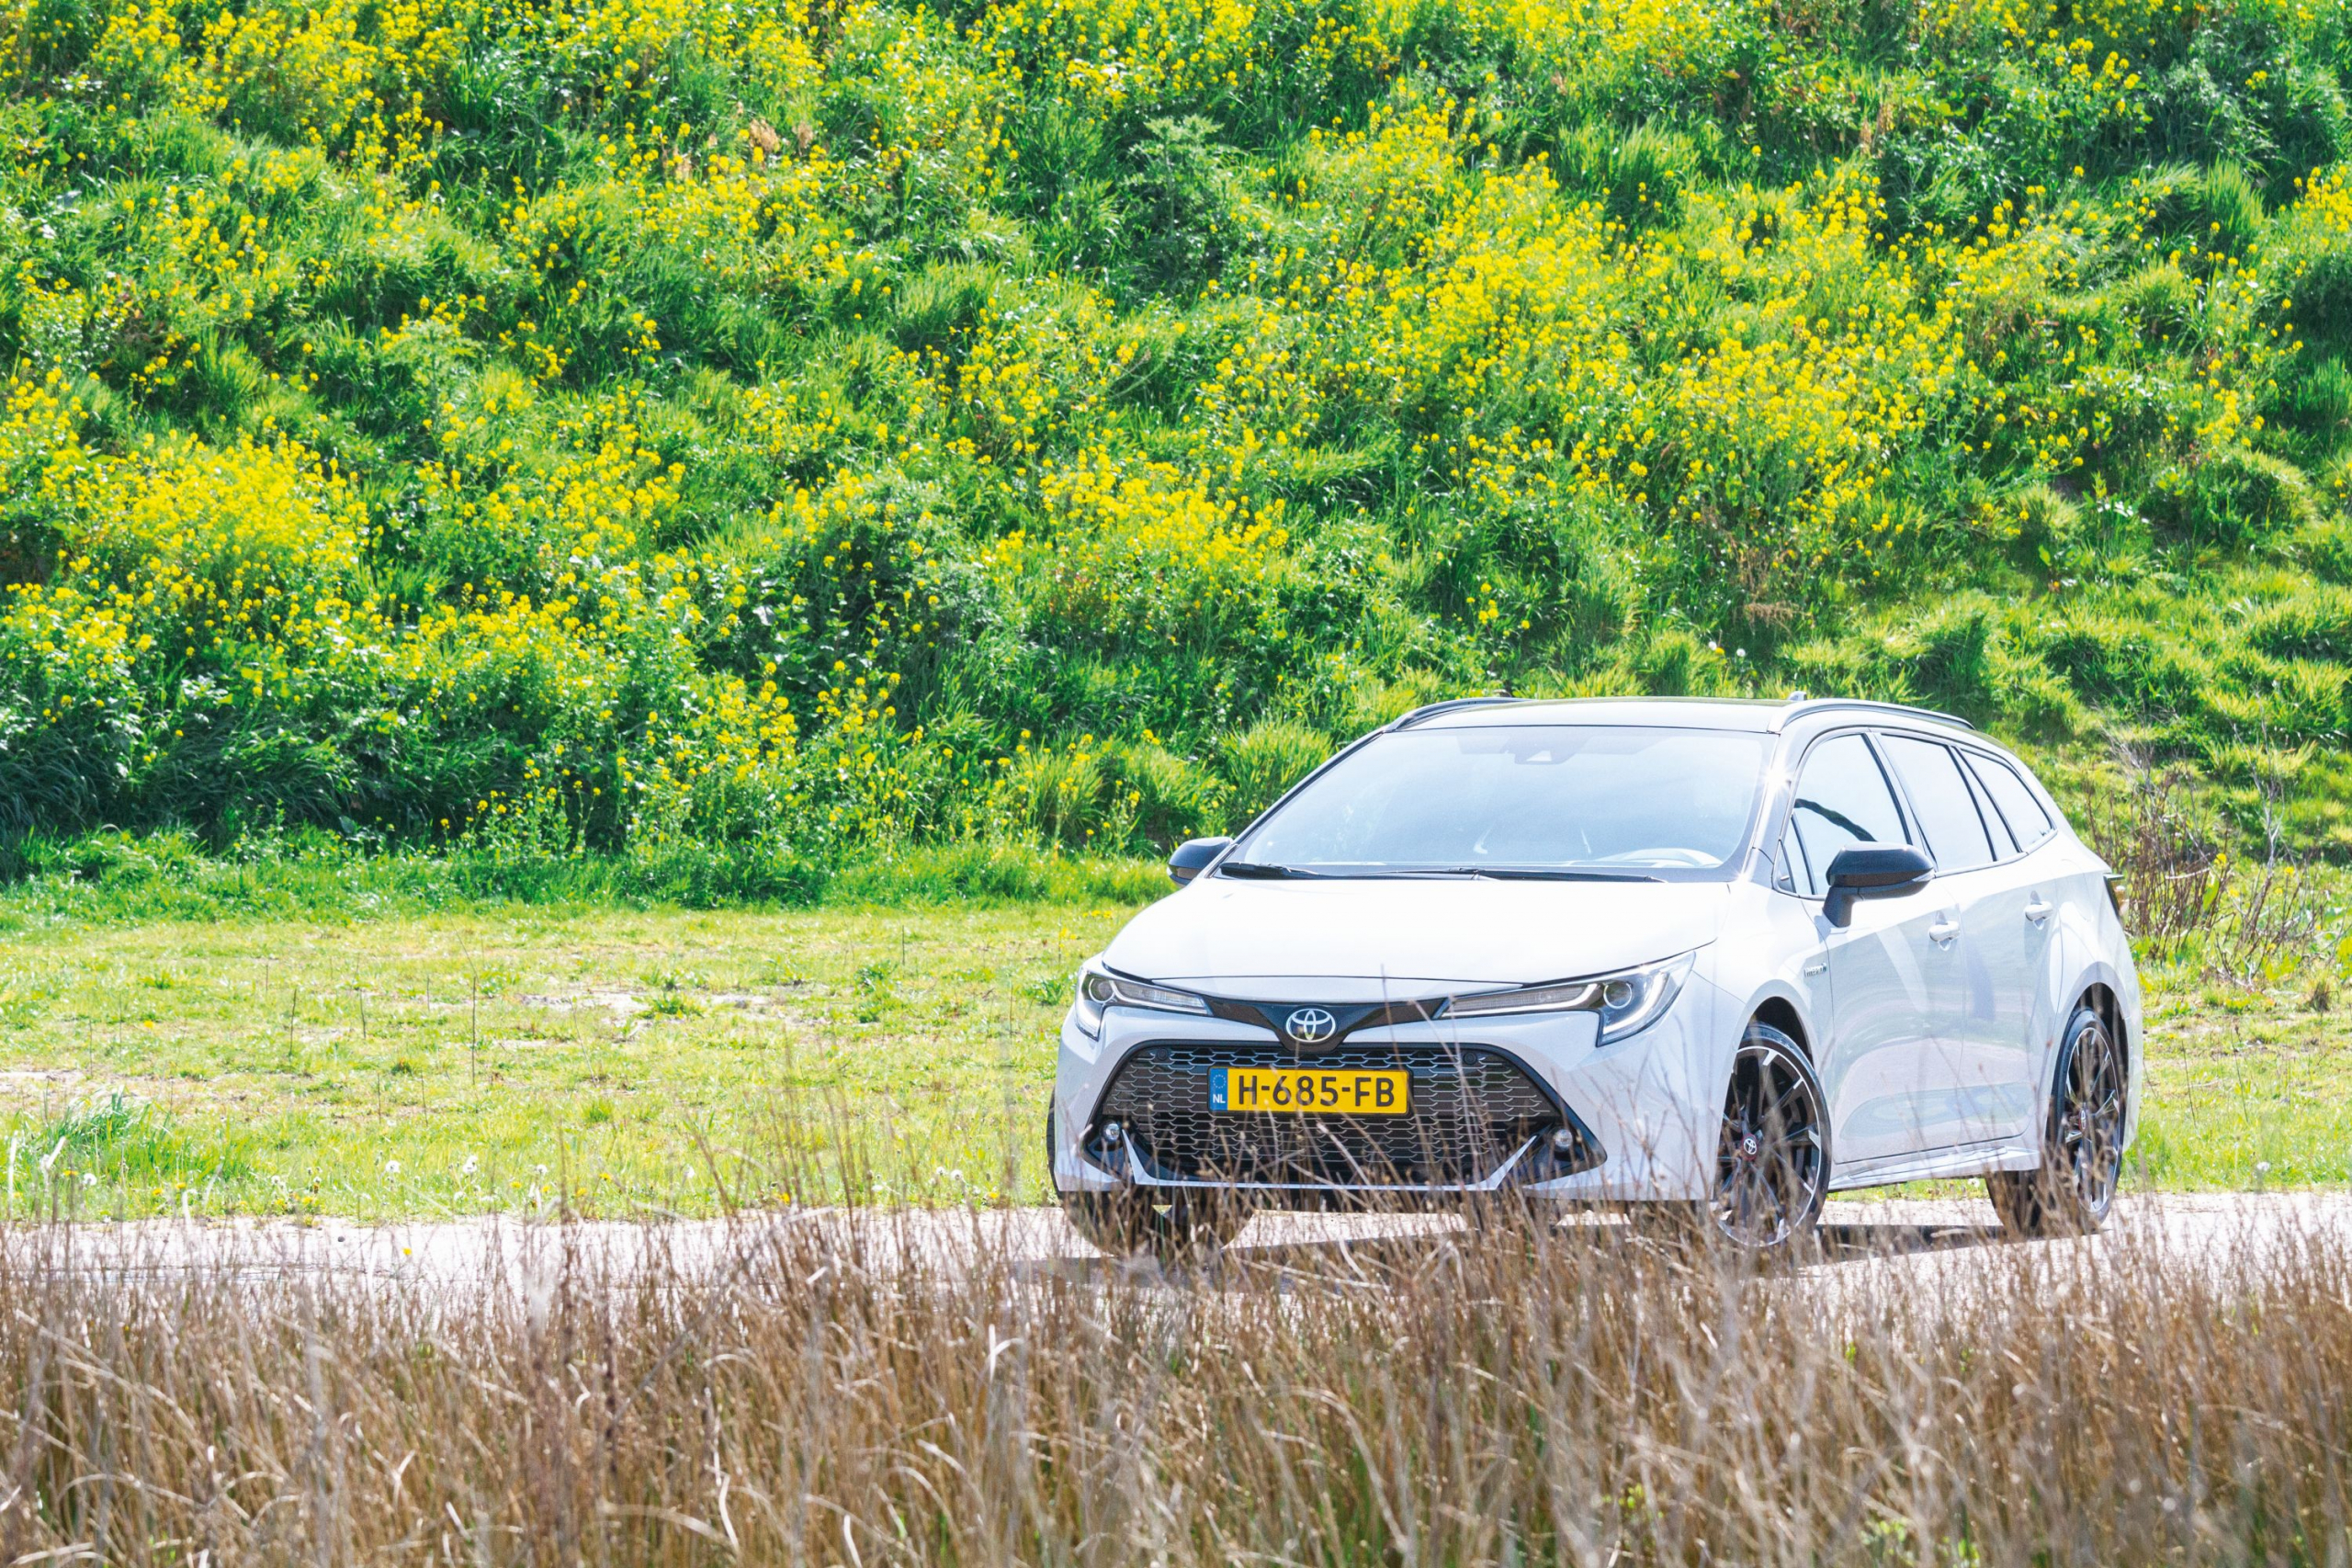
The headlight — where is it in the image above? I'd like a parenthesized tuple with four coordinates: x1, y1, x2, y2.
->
(1444, 953, 1694, 1044)
(1069, 964, 1211, 1039)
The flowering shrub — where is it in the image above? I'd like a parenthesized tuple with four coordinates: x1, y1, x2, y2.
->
(0, 0, 2348, 855)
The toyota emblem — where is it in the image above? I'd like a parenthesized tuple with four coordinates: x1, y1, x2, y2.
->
(1285, 1007, 1338, 1044)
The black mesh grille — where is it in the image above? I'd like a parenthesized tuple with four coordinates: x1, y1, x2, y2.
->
(1095, 1042, 1560, 1185)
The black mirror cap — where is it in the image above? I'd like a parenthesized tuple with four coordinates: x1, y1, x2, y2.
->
(1822, 844, 1934, 927)
(1825, 844, 1935, 890)
(1167, 837, 1234, 886)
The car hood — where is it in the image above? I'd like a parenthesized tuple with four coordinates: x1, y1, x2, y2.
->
(1103, 874, 1730, 998)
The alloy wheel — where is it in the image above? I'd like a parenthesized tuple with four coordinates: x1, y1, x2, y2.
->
(1710, 1034, 1826, 1248)
(2055, 1013, 2126, 1222)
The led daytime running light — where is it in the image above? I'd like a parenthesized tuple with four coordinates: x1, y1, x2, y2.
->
(1071, 965, 1210, 1039)
(1444, 979, 1601, 1018)
(1442, 953, 1694, 1044)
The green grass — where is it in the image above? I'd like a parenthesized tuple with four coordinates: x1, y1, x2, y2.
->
(0, 871, 2340, 1219)
(2133, 976, 2352, 1188)
(0, 895, 1126, 1217)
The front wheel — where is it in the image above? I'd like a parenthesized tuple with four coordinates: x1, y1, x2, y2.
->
(1060, 1190, 1250, 1264)
(1701, 1021, 1829, 1250)
(1988, 1003, 2125, 1237)
(1047, 1099, 1251, 1264)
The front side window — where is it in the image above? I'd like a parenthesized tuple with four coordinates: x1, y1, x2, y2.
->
(1235, 725, 1772, 877)
(1879, 735, 1996, 873)
(1785, 733, 1908, 897)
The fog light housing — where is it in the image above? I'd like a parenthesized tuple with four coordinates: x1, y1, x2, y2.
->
(1101, 1121, 1123, 1146)
(1524, 1115, 1607, 1180)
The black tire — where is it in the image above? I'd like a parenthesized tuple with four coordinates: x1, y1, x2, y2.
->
(1697, 1021, 1830, 1250)
(1463, 1189, 1555, 1238)
(1061, 1190, 1250, 1264)
(1988, 1002, 2125, 1237)
(1047, 1099, 1250, 1263)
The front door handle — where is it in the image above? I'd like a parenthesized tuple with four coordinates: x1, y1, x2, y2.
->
(1928, 919, 1960, 945)
(2024, 897, 2052, 925)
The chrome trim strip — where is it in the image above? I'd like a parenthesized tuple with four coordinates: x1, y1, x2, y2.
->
(1118, 1134, 1541, 1193)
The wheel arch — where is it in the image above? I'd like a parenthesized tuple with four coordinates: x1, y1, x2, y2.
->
(1738, 986, 1815, 1061)
(2075, 980, 2127, 1066)
(2047, 958, 2142, 1149)
(2051, 954, 2135, 1077)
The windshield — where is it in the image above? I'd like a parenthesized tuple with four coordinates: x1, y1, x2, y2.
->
(1233, 725, 1772, 877)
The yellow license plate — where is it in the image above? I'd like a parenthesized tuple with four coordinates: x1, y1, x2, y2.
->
(1210, 1066, 1411, 1116)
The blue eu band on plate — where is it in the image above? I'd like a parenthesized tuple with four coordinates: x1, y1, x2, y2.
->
(1210, 1066, 1412, 1116)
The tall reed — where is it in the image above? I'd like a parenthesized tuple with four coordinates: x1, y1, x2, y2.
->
(0, 1208, 2341, 1564)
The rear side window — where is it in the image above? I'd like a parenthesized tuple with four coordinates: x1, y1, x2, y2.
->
(1879, 735, 1996, 873)
(1965, 751, 2056, 849)
(1964, 764, 2017, 859)
(1785, 734, 1909, 897)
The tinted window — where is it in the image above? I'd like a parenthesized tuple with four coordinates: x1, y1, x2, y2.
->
(1238, 726, 1773, 875)
(1786, 734, 1909, 897)
(1966, 764, 2017, 858)
(1880, 735, 1996, 873)
(1966, 752, 2055, 848)
(1774, 820, 1809, 894)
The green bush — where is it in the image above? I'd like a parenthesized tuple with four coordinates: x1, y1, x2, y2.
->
(1218, 721, 1333, 823)
(0, 0, 2347, 863)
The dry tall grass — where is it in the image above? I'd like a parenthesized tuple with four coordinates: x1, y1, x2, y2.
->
(0, 1210, 2342, 1566)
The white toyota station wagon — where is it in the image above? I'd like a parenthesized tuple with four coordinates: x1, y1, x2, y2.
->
(1049, 696, 2140, 1258)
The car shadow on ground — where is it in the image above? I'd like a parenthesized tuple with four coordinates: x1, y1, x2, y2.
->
(1813, 1218, 2010, 1261)
(1020, 1212, 2016, 1287)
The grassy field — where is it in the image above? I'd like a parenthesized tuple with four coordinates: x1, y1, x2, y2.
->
(0, 878, 2343, 1219)
(2135, 966, 2352, 1188)
(0, 897, 1126, 1217)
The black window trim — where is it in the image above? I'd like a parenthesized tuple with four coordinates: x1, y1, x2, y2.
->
(1962, 756, 2017, 860)
(1951, 743, 2059, 855)
(1770, 725, 2062, 896)
(1772, 727, 1917, 901)
(1872, 729, 2007, 877)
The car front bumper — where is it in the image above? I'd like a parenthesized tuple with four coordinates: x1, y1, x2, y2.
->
(1050, 978, 1729, 1204)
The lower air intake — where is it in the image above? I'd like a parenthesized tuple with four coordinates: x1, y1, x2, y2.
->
(1093, 1042, 1591, 1186)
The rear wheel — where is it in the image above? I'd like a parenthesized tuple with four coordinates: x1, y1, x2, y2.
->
(1988, 1003, 2125, 1237)
(1702, 1022, 1828, 1250)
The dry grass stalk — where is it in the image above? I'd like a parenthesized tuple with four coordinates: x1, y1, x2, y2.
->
(2097, 747, 2326, 984)
(0, 1212, 2340, 1564)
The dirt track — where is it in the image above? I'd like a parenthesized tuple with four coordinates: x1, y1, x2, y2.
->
(11, 1192, 2347, 1296)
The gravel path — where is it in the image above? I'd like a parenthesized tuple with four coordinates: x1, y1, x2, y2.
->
(8, 1192, 2346, 1296)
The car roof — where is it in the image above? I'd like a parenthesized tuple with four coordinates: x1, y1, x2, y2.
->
(1399, 697, 1787, 732)
(1394, 696, 1974, 735)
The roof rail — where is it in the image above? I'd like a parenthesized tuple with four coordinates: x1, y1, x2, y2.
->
(1782, 697, 1975, 731)
(1391, 695, 1526, 729)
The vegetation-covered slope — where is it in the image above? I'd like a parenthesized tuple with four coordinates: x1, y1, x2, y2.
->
(3, 0, 2350, 874)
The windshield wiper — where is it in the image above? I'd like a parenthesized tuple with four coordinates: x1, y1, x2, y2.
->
(1428, 866, 1665, 883)
(1216, 861, 1323, 879)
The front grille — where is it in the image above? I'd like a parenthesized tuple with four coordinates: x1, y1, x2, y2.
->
(1094, 1042, 1563, 1186)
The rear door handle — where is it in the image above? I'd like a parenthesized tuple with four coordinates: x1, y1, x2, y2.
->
(2024, 897, 2052, 925)
(1928, 919, 1960, 945)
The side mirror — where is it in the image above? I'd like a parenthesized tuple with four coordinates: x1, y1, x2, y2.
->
(1823, 844, 1934, 928)
(1167, 837, 1233, 886)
